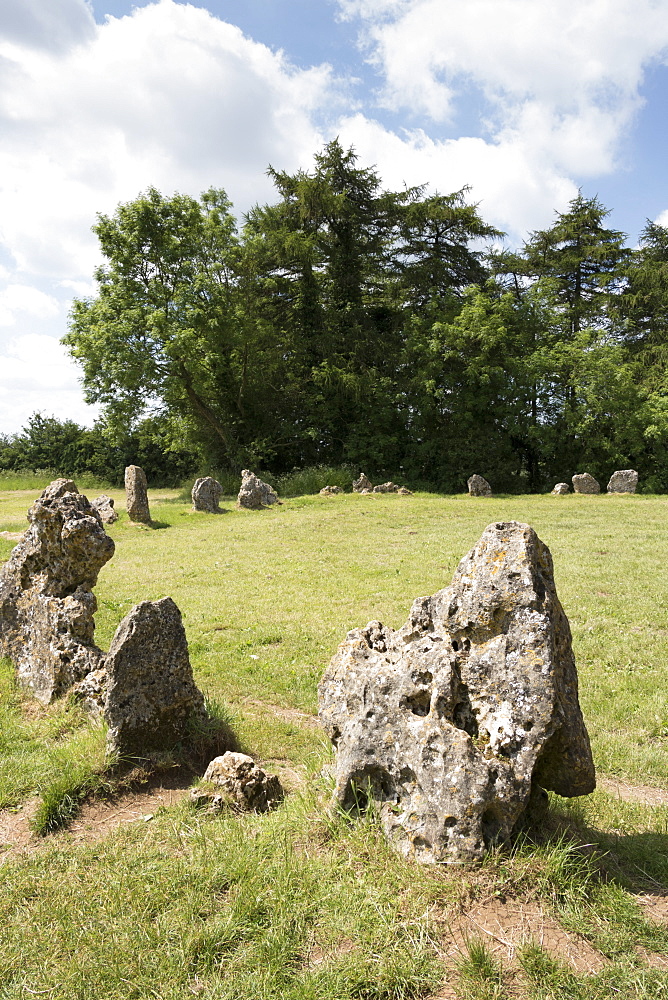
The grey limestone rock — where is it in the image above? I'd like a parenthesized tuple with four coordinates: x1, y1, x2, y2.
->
(467, 474, 492, 497)
(104, 597, 207, 756)
(572, 473, 600, 494)
(191, 752, 283, 813)
(237, 470, 280, 510)
(373, 482, 399, 493)
(125, 465, 151, 523)
(551, 483, 570, 495)
(353, 473, 373, 493)
(320, 485, 343, 495)
(192, 476, 224, 513)
(0, 481, 114, 703)
(607, 469, 638, 494)
(91, 494, 118, 524)
(318, 520, 595, 865)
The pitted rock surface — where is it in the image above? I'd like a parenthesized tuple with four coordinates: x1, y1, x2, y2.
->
(467, 474, 492, 497)
(607, 469, 638, 494)
(124, 465, 151, 523)
(373, 482, 400, 493)
(237, 470, 280, 510)
(0, 481, 114, 703)
(320, 485, 343, 495)
(191, 752, 283, 812)
(572, 473, 600, 494)
(551, 483, 570, 495)
(318, 520, 595, 865)
(104, 597, 207, 756)
(91, 495, 118, 524)
(353, 473, 373, 492)
(192, 477, 224, 513)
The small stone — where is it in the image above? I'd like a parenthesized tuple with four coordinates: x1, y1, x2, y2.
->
(607, 470, 638, 494)
(191, 752, 283, 812)
(320, 485, 343, 495)
(352, 473, 373, 492)
(467, 474, 492, 497)
(397, 487, 413, 495)
(551, 483, 570, 495)
(104, 597, 207, 757)
(192, 477, 224, 513)
(572, 473, 600, 495)
(91, 495, 118, 524)
(125, 465, 151, 523)
(237, 470, 280, 510)
(318, 520, 595, 865)
(0, 481, 114, 703)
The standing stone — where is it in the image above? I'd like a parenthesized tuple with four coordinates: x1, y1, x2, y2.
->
(0, 481, 114, 703)
(125, 465, 151, 523)
(607, 470, 638, 494)
(551, 483, 570, 495)
(373, 482, 399, 493)
(191, 752, 283, 813)
(91, 495, 118, 524)
(572, 473, 600, 495)
(467, 474, 492, 497)
(320, 485, 343, 495)
(104, 597, 207, 756)
(318, 520, 595, 865)
(237, 470, 280, 510)
(353, 473, 373, 493)
(192, 477, 224, 513)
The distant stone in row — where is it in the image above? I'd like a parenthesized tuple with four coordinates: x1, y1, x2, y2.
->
(237, 469, 280, 509)
(91, 494, 118, 524)
(551, 483, 569, 495)
(467, 474, 492, 497)
(125, 465, 151, 523)
(192, 476, 224, 513)
(572, 473, 600, 494)
(607, 469, 638, 494)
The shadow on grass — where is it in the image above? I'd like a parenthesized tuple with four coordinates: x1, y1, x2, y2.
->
(32, 699, 241, 837)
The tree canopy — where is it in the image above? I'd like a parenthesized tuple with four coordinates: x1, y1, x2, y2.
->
(52, 145, 668, 492)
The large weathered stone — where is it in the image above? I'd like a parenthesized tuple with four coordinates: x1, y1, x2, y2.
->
(237, 470, 280, 510)
(91, 494, 118, 524)
(572, 473, 600, 494)
(353, 473, 373, 493)
(0, 481, 114, 703)
(320, 485, 343, 495)
(190, 752, 283, 813)
(551, 483, 570, 495)
(125, 465, 151, 523)
(467, 474, 492, 497)
(607, 469, 638, 494)
(104, 597, 207, 756)
(318, 521, 595, 865)
(192, 477, 224, 513)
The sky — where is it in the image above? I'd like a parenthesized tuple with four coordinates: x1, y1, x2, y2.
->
(1, 0, 668, 436)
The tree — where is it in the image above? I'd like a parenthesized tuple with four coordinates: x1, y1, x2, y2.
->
(64, 186, 289, 470)
(244, 140, 498, 470)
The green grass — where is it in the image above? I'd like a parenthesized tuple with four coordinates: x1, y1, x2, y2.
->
(1, 485, 668, 996)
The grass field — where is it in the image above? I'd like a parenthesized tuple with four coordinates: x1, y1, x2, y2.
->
(1, 482, 668, 998)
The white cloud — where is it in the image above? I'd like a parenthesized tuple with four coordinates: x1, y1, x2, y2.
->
(338, 0, 668, 206)
(336, 114, 577, 242)
(0, 334, 99, 435)
(0, 0, 333, 282)
(0, 284, 60, 327)
(655, 209, 668, 228)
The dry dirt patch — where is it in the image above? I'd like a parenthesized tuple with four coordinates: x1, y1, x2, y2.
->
(598, 776, 668, 806)
(438, 897, 607, 975)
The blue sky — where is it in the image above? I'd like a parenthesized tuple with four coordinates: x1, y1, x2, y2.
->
(1, 0, 668, 434)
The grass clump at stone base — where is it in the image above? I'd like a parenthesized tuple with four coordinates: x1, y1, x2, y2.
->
(1, 486, 668, 995)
